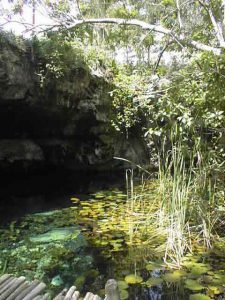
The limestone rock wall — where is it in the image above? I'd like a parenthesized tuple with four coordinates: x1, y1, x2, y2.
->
(0, 31, 147, 173)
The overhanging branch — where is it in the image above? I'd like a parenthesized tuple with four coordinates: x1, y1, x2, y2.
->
(66, 17, 222, 55)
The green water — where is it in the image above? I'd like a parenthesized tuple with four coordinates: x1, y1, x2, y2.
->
(1, 189, 225, 299)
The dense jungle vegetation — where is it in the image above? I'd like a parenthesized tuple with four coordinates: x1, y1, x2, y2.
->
(1, 0, 225, 299)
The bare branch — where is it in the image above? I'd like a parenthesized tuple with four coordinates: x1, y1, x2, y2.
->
(1, 10, 222, 56)
(198, 0, 225, 47)
(176, 0, 183, 30)
(153, 40, 174, 74)
(66, 17, 222, 55)
(67, 18, 172, 34)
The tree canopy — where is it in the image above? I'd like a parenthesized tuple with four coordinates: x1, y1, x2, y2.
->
(1, 0, 225, 56)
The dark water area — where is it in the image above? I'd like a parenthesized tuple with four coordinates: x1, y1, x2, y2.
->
(0, 168, 124, 225)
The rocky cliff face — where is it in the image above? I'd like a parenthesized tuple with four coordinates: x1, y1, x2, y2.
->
(0, 31, 147, 173)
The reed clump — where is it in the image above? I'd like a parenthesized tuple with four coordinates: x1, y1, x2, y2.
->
(125, 127, 224, 267)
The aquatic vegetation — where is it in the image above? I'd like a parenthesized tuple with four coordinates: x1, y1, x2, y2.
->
(189, 294, 211, 300)
(145, 277, 163, 287)
(117, 281, 129, 290)
(208, 285, 224, 296)
(119, 289, 129, 300)
(71, 186, 225, 298)
(184, 279, 204, 291)
(163, 271, 185, 283)
(0, 208, 95, 297)
(1, 186, 225, 299)
(76, 187, 167, 258)
(145, 261, 165, 271)
(124, 274, 143, 285)
(117, 280, 129, 300)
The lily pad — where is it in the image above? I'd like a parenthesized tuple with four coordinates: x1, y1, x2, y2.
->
(125, 274, 143, 285)
(145, 277, 163, 287)
(211, 273, 225, 285)
(208, 285, 224, 295)
(190, 263, 211, 276)
(163, 271, 184, 283)
(189, 294, 211, 300)
(185, 279, 204, 291)
(120, 289, 129, 300)
(71, 197, 80, 204)
(146, 261, 164, 271)
(118, 281, 129, 290)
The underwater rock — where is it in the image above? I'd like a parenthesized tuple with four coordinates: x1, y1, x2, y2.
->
(29, 227, 80, 243)
(0, 140, 44, 162)
(51, 274, 64, 286)
(34, 210, 61, 217)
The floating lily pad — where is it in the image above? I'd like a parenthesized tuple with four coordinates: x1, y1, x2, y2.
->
(93, 193, 105, 199)
(174, 270, 187, 277)
(120, 289, 129, 300)
(145, 277, 163, 287)
(163, 271, 184, 283)
(190, 263, 211, 276)
(125, 274, 143, 285)
(208, 285, 224, 295)
(185, 279, 204, 291)
(71, 197, 80, 204)
(146, 261, 164, 271)
(211, 273, 225, 285)
(189, 294, 211, 300)
(118, 281, 129, 290)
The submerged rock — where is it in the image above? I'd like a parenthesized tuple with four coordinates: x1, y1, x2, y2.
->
(29, 227, 80, 243)
(0, 139, 44, 162)
(34, 210, 61, 217)
(51, 275, 64, 286)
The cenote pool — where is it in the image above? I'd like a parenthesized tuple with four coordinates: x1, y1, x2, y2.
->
(1, 172, 225, 300)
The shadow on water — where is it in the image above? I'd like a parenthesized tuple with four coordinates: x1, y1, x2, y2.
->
(0, 168, 124, 225)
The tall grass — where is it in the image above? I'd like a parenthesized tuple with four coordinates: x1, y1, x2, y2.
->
(158, 136, 193, 266)
(157, 128, 220, 266)
(123, 125, 222, 267)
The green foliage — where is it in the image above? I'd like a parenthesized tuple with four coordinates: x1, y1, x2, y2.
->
(161, 0, 175, 6)
(33, 30, 115, 105)
(110, 72, 140, 133)
(34, 32, 88, 86)
(109, 67, 152, 135)
(108, 6, 138, 19)
(145, 52, 225, 164)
